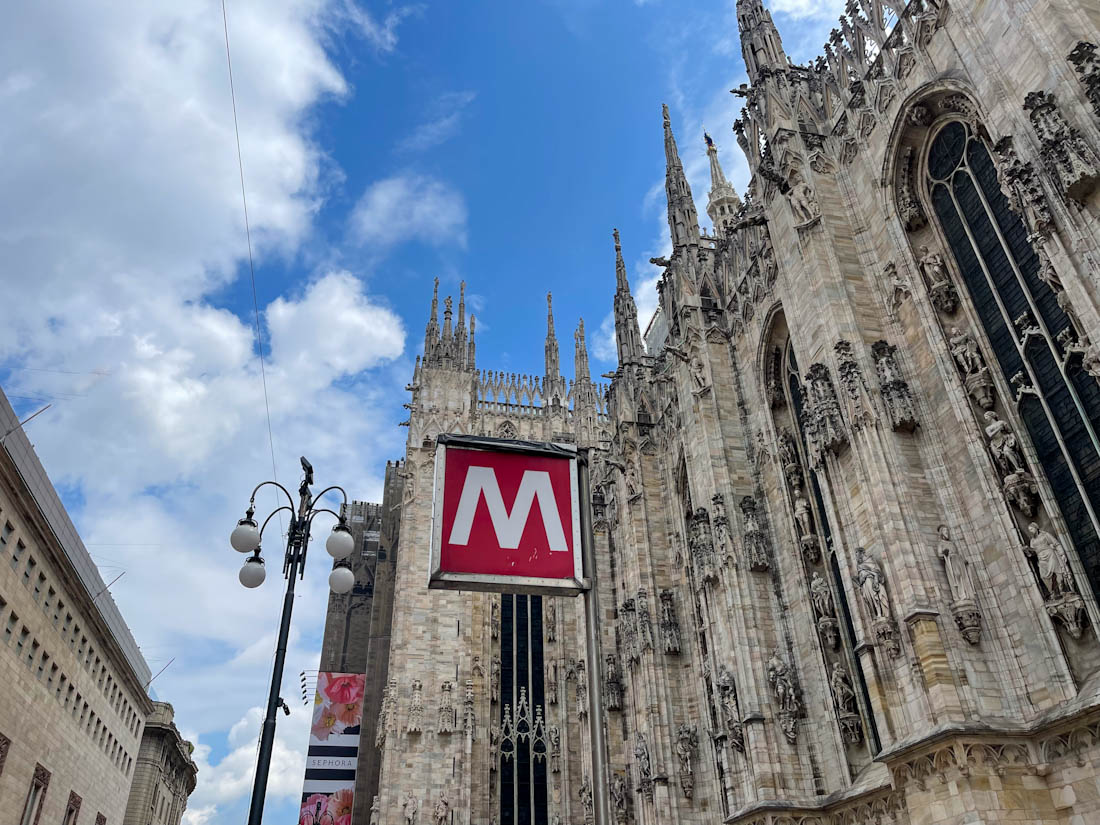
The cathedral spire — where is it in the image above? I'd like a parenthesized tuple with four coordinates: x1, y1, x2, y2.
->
(454, 280, 467, 368)
(574, 318, 591, 385)
(467, 315, 476, 370)
(663, 104, 701, 250)
(613, 228, 643, 366)
(737, 0, 788, 84)
(705, 132, 743, 239)
(424, 277, 440, 367)
(545, 292, 561, 381)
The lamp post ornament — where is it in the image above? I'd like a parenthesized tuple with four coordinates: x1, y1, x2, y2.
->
(230, 457, 355, 825)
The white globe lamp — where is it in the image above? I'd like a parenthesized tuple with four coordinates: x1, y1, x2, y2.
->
(325, 524, 355, 560)
(239, 556, 266, 588)
(329, 566, 355, 594)
(231, 518, 261, 554)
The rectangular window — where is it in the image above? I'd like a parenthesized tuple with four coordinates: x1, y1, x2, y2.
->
(33, 573, 45, 602)
(23, 556, 35, 586)
(53, 599, 62, 627)
(16, 626, 28, 656)
(19, 765, 49, 825)
(43, 586, 54, 615)
(4, 612, 16, 645)
(27, 639, 39, 669)
(62, 794, 81, 825)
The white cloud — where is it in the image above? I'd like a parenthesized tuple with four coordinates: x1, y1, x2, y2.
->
(401, 90, 477, 152)
(0, 1, 413, 822)
(769, 0, 845, 21)
(350, 173, 468, 250)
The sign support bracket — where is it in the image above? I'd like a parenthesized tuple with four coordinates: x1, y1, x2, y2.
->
(578, 449, 611, 825)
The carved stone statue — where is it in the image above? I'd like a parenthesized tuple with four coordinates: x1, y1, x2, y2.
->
(579, 780, 594, 824)
(810, 572, 834, 618)
(402, 791, 418, 824)
(549, 724, 561, 772)
(659, 589, 682, 654)
(918, 245, 960, 313)
(491, 598, 500, 639)
(491, 656, 501, 703)
(949, 327, 985, 377)
(369, 795, 380, 825)
(938, 525, 972, 601)
(856, 548, 892, 620)
(767, 650, 800, 743)
(793, 490, 813, 538)
(1025, 522, 1077, 598)
(983, 411, 1027, 478)
(789, 180, 819, 224)
(689, 354, 709, 391)
(675, 723, 698, 798)
(634, 733, 652, 779)
(605, 654, 623, 711)
(610, 774, 628, 823)
(830, 662, 857, 714)
(545, 598, 556, 642)
(433, 790, 449, 825)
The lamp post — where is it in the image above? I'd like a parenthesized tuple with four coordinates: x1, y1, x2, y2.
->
(230, 457, 356, 825)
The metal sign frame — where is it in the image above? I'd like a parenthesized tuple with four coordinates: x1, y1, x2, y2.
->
(428, 433, 586, 596)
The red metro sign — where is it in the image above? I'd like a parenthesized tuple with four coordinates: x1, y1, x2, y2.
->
(429, 434, 584, 595)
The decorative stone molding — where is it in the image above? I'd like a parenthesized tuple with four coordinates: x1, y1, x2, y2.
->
(462, 680, 475, 736)
(95, 815, 106, 825)
(407, 679, 424, 733)
(766, 650, 801, 744)
(802, 363, 849, 466)
(948, 327, 994, 410)
(740, 495, 771, 571)
(1023, 90, 1100, 203)
(857, 547, 900, 656)
(689, 506, 720, 582)
(834, 340, 876, 431)
(897, 146, 926, 232)
(605, 653, 624, 711)
(621, 598, 640, 664)
(992, 136, 1055, 237)
(676, 723, 699, 798)
(637, 589, 654, 652)
(871, 340, 918, 432)
(659, 589, 682, 655)
(1068, 41, 1100, 117)
(983, 411, 1040, 516)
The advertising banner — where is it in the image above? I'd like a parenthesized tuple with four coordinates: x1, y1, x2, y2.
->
(297, 672, 366, 825)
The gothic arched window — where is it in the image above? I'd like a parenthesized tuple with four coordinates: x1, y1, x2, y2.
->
(925, 120, 1100, 599)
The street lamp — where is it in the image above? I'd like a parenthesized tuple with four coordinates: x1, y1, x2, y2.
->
(232, 457, 355, 825)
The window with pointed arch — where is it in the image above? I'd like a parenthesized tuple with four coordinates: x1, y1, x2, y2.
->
(923, 118, 1100, 600)
(764, 312, 881, 755)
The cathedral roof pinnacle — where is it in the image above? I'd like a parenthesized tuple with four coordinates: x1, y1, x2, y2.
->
(662, 105, 701, 250)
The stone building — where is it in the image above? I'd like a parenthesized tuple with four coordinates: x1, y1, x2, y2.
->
(317, 463, 404, 824)
(122, 702, 197, 825)
(0, 386, 156, 825)
(365, 1, 1100, 823)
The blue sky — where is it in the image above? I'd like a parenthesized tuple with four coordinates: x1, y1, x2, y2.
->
(0, 1, 841, 822)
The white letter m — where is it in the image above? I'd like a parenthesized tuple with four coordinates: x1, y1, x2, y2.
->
(448, 466, 568, 552)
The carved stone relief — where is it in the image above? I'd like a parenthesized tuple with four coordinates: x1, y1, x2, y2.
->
(689, 506, 720, 582)
(992, 136, 1055, 237)
(834, 341, 876, 431)
(659, 589, 682, 655)
(462, 680, 476, 735)
(711, 493, 736, 566)
(605, 653, 624, 711)
(621, 599, 640, 664)
(1068, 41, 1100, 118)
(740, 495, 771, 572)
(871, 340, 918, 432)
(637, 589, 654, 653)
(1023, 90, 1100, 203)
(407, 679, 424, 733)
(437, 680, 455, 734)
(897, 146, 926, 231)
(802, 363, 850, 464)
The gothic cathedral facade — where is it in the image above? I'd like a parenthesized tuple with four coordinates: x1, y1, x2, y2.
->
(367, 1, 1100, 822)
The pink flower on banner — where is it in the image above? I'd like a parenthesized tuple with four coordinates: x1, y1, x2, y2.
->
(336, 701, 362, 728)
(328, 788, 354, 825)
(311, 706, 342, 742)
(299, 794, 328, 824)
(324, 674, 365, 705)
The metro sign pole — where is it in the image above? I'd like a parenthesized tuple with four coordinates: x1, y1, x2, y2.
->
(429, 434, 610, 825)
